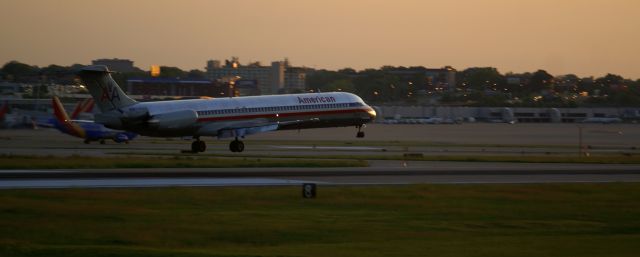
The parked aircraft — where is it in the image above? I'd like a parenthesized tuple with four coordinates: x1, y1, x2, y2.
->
(0, 101, 7, 120)
(0, 101, 9, 127)
(51, 96, 136, 144)
(77, 65, 376, 152)
(581, 117, 622, 124)
(0, 101, 21, 128)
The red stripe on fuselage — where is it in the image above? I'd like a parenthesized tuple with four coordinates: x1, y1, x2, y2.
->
(196, 108, 369, 122)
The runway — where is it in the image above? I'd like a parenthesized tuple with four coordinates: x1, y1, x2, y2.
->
(2, 123, 640, 157)
(2, 162, 640, 189)
(2, 124, 640, 189)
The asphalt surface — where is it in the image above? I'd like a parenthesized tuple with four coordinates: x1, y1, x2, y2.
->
(1, 124, 640, 189)
(1, 123, 640, 157)
(2, 162, 640, 189)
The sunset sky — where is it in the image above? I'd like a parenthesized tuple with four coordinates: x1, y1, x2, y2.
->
(1, 0, 638, 78)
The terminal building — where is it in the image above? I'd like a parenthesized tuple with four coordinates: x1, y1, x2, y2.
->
(205, 57, 306, 95)
(375, 106, 640, 123)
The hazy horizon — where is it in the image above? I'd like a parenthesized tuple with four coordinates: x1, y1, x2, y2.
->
(1, 0, 639, 79)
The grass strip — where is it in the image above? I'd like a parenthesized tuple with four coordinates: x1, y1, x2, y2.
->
(0, 184, 639, 257)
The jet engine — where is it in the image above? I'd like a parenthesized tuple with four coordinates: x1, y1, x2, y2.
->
(113, 133, 131, 143)
(147, 110, 198, 130)
(95, 112, 124, 130)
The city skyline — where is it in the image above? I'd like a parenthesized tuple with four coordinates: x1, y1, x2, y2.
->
(1, 0, 639, 79)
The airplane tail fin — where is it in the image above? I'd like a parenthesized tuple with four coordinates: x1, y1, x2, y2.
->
(52, 96, 85, 138)
(77, 65, 137, 113)
(70, 100, 84, 119)
(83, 98, 95, 113)
(0, 101, 8, 119)
(70, 98, 94, 119)
(52, 96, 72, 124)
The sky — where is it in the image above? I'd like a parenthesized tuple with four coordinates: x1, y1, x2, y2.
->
(1, 0, 639, 79)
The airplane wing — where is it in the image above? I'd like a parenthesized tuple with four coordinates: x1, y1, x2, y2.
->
(196, 118, 314, 139)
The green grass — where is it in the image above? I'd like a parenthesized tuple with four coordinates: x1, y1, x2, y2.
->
(0, 155, 367, 169)
(1, 184, 640, 256)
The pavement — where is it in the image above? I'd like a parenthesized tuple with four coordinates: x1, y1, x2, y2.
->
(2, 162, 640, 189)
(1, 124, 640, 189)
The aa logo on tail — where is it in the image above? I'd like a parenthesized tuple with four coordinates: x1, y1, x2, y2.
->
(100, 84, 121, 103)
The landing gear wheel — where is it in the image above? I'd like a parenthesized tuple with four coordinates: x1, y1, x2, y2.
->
(229, 140, 245, 152)
(100, 139, 106, 144)
(237, 141, 244, 152)
(191, 140, 206, 152)
(84, 139, 90, 144)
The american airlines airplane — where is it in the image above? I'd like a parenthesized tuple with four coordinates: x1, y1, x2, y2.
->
(78, 65, 377, 152)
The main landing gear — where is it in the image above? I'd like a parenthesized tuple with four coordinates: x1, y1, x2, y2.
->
(190, 137, 245, 153)
(191, 137, 207, 153)
(356, 125, 365, 138)
(229, 137, 245, 152)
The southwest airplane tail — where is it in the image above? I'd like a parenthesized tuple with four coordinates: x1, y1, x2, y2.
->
(0, 101, 8, 118)
(78, 65, 376, 152)
(51, 96, 136, 144)
(0, 101, 10, 128)
(70, 98, 94, 119)
(52, 96, 86, 138)
(0, 101, 8, 121)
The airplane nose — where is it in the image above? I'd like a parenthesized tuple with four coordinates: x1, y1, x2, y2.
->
(367, 107, 377, 120)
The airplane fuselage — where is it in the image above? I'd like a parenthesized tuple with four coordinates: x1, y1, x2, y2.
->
(119, 92, 376, 137)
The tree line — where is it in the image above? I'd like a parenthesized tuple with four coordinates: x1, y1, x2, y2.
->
(307, 66, 640, 107)
(2, 60, 639, 107)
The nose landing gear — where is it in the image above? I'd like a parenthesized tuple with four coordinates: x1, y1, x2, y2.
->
(356, 125, 365, 138)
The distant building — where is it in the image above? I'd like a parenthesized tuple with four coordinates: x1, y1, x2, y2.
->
(126, 78, 235, 97)
(387, 66, 457, 92)
(234, 79, 260, 96)
(205, 57, 306, 95)
(92, 58, 138, 73)
(0, 81, 25, 98)
(285, 67, 307, 93)
(424, 67, 456, 92)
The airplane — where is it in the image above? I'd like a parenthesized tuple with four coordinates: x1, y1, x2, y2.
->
(50, 96, 137, 144)
(77, 65, 377, 152)
(0, 101, 8, 124)
(0, 101, 11, 128)
(0, 101, 21, 128)
(580, 117, 622, 124)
